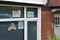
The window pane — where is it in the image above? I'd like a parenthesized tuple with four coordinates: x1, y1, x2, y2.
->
(26, 8, 37, 18)
(27, 21, 37, 40)
(0, 21, 24, 40)
(0, 6, 24, 18)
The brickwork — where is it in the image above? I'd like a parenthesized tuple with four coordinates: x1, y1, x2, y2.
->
(49, 0, 60, 5)
(41, 8, 54, 40)
(49, 0, 56, 5)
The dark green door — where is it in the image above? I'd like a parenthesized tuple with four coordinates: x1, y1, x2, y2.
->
(28, 21, 37, 40)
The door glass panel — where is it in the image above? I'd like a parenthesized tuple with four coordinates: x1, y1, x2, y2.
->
(27, 21, 37, 40)
(0, 6, 24, 18)
(0, 21, 24, 40)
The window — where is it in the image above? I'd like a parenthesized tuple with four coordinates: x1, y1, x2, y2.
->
(0, 6, 24, 18)
(0, 5, 41, 40)
(27, 21, 37, 40)
(54, 17, 60, 24)
(0, 21, 24, 40)
(54, 14, 60, 25)
(26, 8, 37, 18)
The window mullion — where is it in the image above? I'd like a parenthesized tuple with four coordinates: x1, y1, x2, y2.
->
(37, 8, 41, 40)
(24, 7, 27, 40)
(24, 7, 27, 19)
(24, 21, 27, 40)
(0, 18, 24, 22)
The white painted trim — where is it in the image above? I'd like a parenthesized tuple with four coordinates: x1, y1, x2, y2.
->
(52, 9, 60, 12)
(24, 7, 26, 19)
(26, 18, 38, 21)
(0, 18, 24, 21)
(0, 18, 38, 21)
(0, 4, 40, 8)
(37, 7, 41, 40)
(42, 0, 47, 5)
(24, 20, 27, 40)
(54, 14, 60, 17)
(24, 7, 27, 40)
(25, 7, 41, 40)
(2, 0, 46, 5)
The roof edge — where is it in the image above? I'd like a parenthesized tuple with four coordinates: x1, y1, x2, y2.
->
(0, 1, 44, 7)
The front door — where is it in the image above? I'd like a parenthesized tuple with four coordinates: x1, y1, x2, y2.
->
(54, 14, 60, 40)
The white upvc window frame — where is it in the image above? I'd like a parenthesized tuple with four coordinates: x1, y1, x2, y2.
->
(0, 4, 41, 40)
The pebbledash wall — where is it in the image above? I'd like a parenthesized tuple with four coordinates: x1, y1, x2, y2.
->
(0, 0, 48, 40)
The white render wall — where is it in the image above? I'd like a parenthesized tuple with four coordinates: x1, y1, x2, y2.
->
(1, 0, 47, 5)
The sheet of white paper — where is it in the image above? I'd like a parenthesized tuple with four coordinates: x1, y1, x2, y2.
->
(12, 10, 21, 17)
(18, 22, 24, 29)
(27, 11, 34, 17)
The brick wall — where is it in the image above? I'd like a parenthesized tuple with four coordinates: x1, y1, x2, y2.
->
(49, 0, 56, 5)
(41, 8, 54, 40)
(49, 0, 60, 5)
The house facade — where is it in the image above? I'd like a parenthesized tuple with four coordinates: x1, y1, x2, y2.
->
(42, 0, 60, 40)
(0, 0, 47, 40)
(49, 0, 60, 40)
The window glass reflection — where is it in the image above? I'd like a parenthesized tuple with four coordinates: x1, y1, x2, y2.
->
(0, 6, 24, 18)
(28, 21, 37, 40)
(0, 21, 24, 40)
